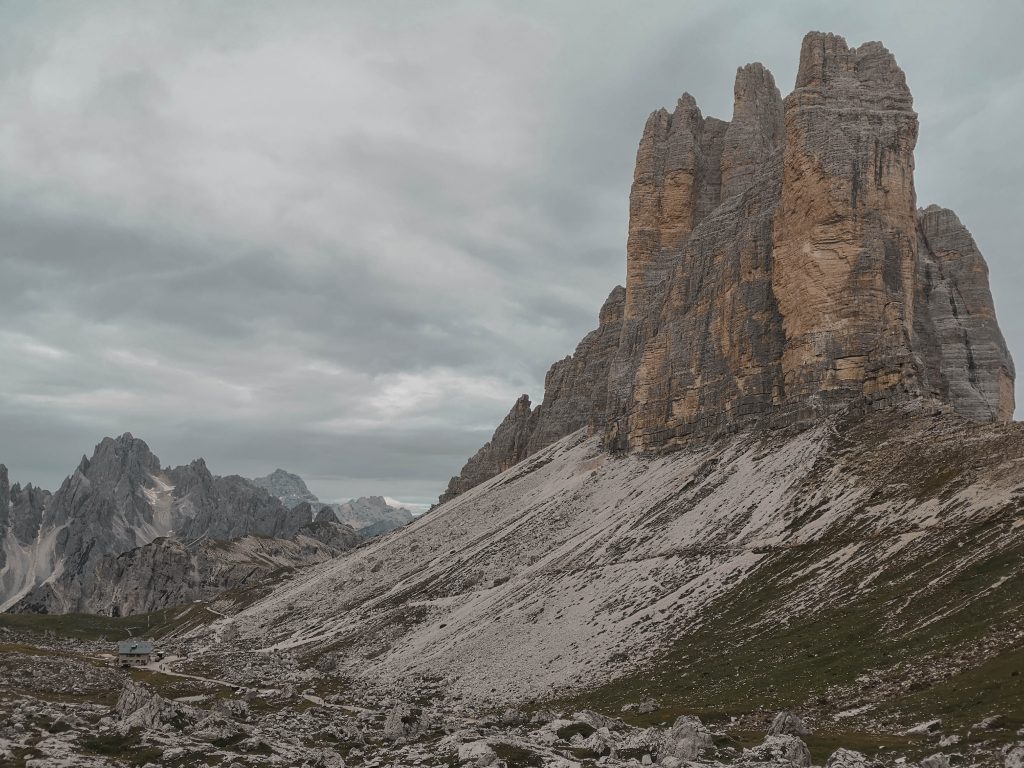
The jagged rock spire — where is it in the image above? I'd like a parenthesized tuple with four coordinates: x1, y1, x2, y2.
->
(440, 31, 1014, 503)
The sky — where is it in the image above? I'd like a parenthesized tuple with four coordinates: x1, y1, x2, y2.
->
(0, 1, 1021, 509)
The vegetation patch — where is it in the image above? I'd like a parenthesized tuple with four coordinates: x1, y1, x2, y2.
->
(80, 731, 163, 765)
(556, 722, 595, 741)
(492, 742, 544, 767)
(0, 603, 219, 640)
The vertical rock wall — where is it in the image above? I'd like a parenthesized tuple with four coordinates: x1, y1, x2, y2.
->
(771, 33, 921, 412)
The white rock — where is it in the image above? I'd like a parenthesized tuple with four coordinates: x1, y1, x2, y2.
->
(661, 715, 715, 761)
(457, 740, 497, 767)
(769, 710, 810, 736)
(825, 748, 875, 768)
(1004, 744, 1024, 768)
(904, 719, 942, 736)
(743, 734, 812, 767)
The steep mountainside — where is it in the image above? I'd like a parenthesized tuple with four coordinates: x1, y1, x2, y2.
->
(24, 531, 356, 617)
(440, 31, 1013, 503)
(180, 30, 1023, 743)
(206, 405, 1024, 728)
(0, 435, 358, 614)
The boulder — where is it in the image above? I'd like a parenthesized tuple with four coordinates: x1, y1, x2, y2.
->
(115, 680, 200, 734)
(660, 715, 714, 761)
(383, 703, 420, 741)
(1004, 744, 1024, 768)
(768, 710, 809, 736)
(457, 740, 497, 767)
(742, 734, 812, 767)
(905, 719, 942, 736)
(826, 749, 878, 768)
(580, 727, 615, 756)
(637, 697, 659, 714)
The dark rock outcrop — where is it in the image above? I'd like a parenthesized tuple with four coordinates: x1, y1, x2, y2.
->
(171, 464, 312, 543)
(439, 394, 535, 504)
(440, 31, 1015, 503)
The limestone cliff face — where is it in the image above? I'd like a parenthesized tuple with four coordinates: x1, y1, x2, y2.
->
(439, 286, 625, 504)
(440, 31, 1015, 501)
(771, 33, 920, 416)
(915, 205, 1016, 421)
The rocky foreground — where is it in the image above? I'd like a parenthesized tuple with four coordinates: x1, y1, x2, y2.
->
(2, 623, 1022, 767)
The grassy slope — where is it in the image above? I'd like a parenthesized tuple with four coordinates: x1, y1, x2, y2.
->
(553, 415, 1024, 763)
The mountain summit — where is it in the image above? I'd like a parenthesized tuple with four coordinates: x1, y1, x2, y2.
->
(441, 31, 1014, 504)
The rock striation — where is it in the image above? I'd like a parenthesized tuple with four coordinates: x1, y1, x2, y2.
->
(441, 31, 1014, 501)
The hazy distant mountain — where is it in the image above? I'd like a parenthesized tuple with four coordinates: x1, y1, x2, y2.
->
(249, 469, 414, 540)
(332, 496, 413, 538)
(249, 468, 320, 510)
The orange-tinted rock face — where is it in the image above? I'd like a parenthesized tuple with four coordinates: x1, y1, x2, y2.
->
(440, 31, 1015, 502)
(771, 33, 921, 413)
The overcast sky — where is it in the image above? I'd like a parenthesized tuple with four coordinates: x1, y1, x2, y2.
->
(1, 1, 1021, 509)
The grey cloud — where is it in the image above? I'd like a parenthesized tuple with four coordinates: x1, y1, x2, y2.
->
(0, 0, 1021, 508)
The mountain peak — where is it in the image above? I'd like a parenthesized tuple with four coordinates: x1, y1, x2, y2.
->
(440, 31, 1014, 503)
(249, 467, 319, 510)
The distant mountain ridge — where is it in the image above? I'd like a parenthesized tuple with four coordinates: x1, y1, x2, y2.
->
(250, 469, 414, 540)
(0, 434, 360, 615)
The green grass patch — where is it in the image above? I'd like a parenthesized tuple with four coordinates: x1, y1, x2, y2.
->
(492, 742, 544, 767)
(80, 731, 163, 765)
(555, 722, 595, 741)
(553, 507, 1024, 736)
(0, 603, 219, 640)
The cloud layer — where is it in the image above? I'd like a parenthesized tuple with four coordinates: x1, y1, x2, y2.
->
(1, 1, 1021, 506)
